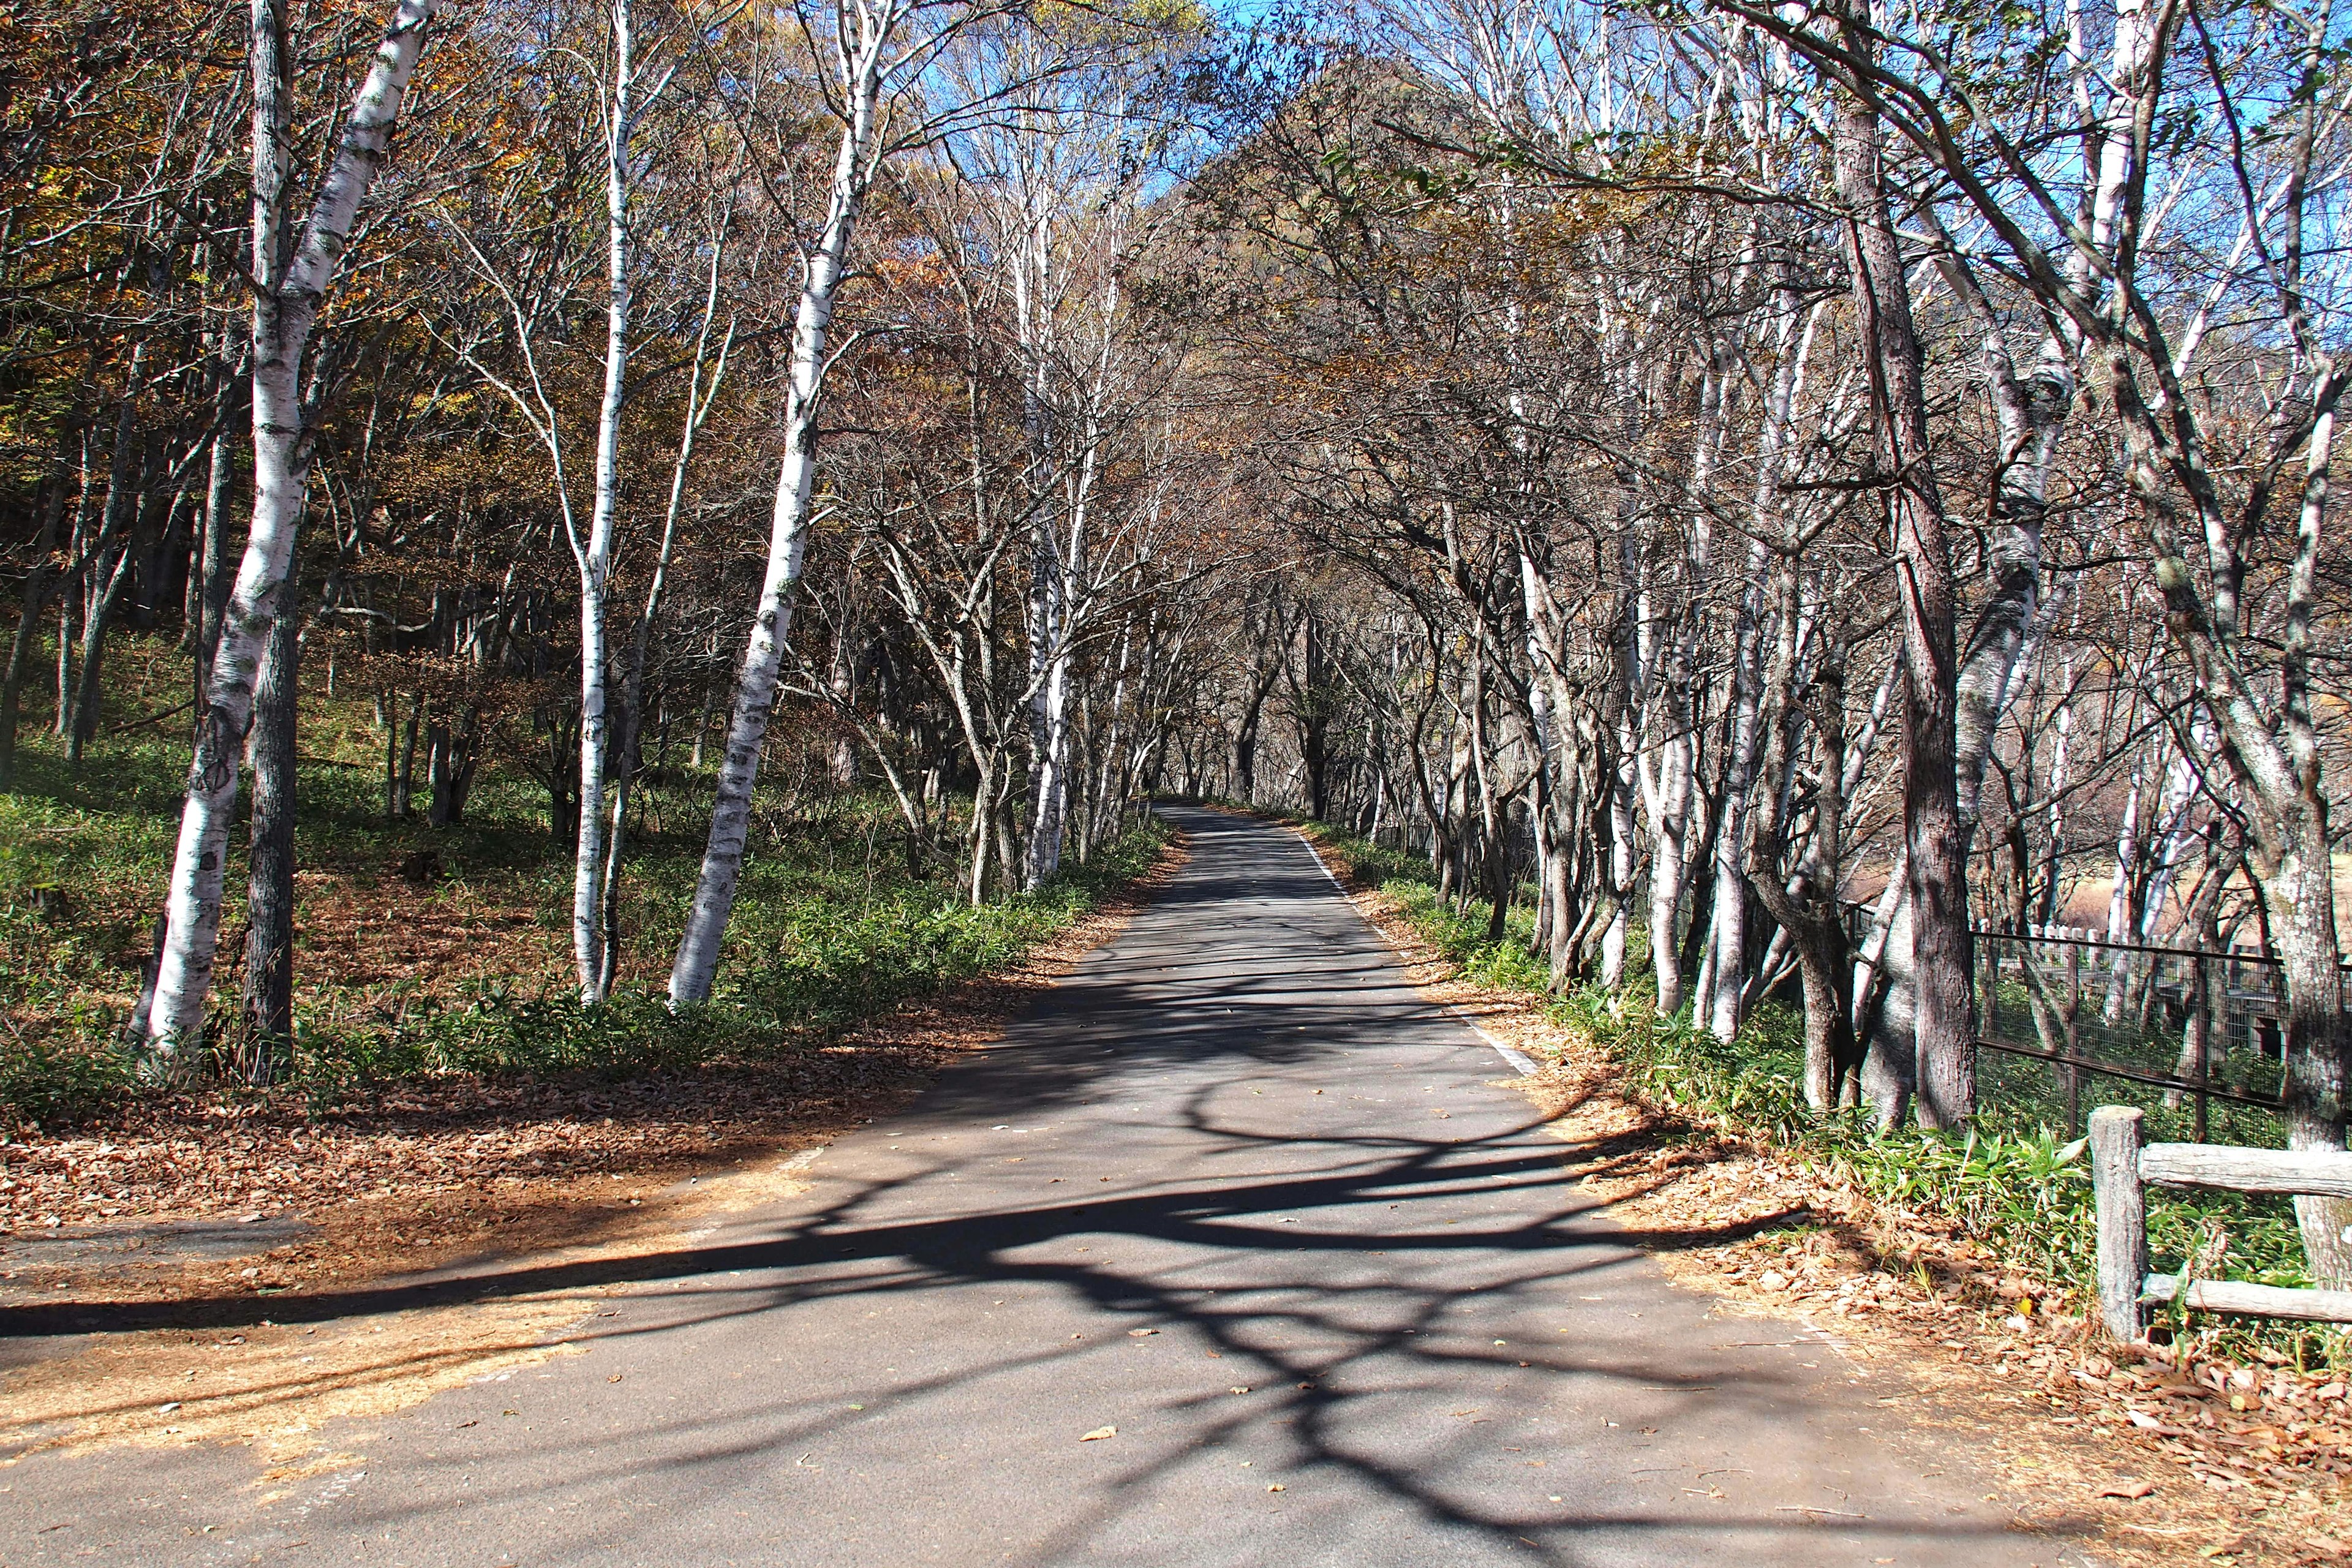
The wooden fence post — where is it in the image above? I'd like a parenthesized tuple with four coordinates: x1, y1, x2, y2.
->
(2090, 1104, 2147, 1342)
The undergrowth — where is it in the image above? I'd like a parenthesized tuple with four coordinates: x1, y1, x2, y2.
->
(285, 821, 1166, 1104)
(1, 636, 1168, 1125)
(1297, 817, 2346, 1370)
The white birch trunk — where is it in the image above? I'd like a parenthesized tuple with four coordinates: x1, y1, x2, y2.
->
(1852, 843, 1909, 1042)
(597, 232, 733, 999)
(1706, 539, 1770, 1041)
(1708, 293, 1814, 1039)
(573, 0, 638, 1000)
(1640, 352, 1725, 1017)
(668, 32, 884, 1005)
(1025, 621, 1072, 886)
(569, 0, 635, 1001)
(146, 0, 440, 1052)
(2104, 763, 2144, 946)
(2038, 666, 2075, 922)
(1645, 722, 1695, 1015)
(2137, 721, 2206, 942)
(1600, 715, 1637, 990)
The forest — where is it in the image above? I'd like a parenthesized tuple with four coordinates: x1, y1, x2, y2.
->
(2, 0, 2348, 1310)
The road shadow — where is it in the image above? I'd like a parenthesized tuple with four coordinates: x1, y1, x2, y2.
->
(0, 806, 2090, 1566)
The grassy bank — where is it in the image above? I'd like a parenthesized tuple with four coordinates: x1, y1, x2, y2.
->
(1296, 819, 2343, 1368)
(1, 638, 1166, 1127)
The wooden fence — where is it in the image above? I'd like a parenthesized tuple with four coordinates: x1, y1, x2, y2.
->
(2088, 1105, 2352, 1339)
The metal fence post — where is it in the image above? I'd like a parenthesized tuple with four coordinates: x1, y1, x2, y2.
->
(2188, 953, 2211, 1143)
(1983, 932, 2000, 1039)
(2062, 941, 2084, 1136)
(2090, 1104, 2147, 1343)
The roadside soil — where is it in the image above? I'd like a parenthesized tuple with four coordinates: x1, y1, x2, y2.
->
(0, 832, 1188, 1462)
(1289, 820, 2351, 1568)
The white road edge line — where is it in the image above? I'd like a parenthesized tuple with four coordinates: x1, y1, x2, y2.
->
(1288, 824, 1541, 1079)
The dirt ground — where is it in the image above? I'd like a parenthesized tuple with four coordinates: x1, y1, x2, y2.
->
(1294, 827, 2350, 1568)
(0, 834, 1189, 1463)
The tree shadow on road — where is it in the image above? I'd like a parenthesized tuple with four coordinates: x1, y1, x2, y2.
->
(0, 807, 2089, 1565)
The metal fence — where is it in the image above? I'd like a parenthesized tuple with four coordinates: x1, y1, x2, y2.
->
(1972, 925, 2293, 1140)
(1845, 908, 2350, 1141)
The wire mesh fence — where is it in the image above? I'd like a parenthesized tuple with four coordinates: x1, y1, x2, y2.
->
(1847, 909, 2345, 1146)
(1973, 925, 2293, 1143)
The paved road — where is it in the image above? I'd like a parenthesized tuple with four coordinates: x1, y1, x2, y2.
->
(2, 808, 2089, 1566)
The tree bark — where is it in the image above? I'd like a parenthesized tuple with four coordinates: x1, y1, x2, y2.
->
(670, 25, 885, 1005)
(1830, 2, 1971, 1128)
(239, 566, 300, 1080)
(0, 456, 74, 789)
(569, 0, 640, 1001)
(2268, 819, 2350, 1283)
(196, 372, 240, 692)
(146, 0, 441, 1054)
(1707, 543, 1768, 1041)
(599, 227, 731, 999)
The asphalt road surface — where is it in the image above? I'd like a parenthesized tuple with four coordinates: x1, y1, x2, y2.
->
(1, 806, 2090, 1566)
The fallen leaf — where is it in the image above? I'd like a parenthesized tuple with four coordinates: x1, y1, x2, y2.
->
(1128, 1329, 1158, 1338)
(2098, 1480, 2155, 1500)
(1267, 1483, 1285, 1492)
(1079, 1426, 1117, 1442)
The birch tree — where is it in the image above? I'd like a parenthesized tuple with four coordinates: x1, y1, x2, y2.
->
(145, 0, 442, 1054)
(438, 0, 725, 1000)
(670, 0, 1012, 1004)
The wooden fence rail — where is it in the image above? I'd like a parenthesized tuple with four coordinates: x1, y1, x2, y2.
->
(2088, 1105, 2352, 1339)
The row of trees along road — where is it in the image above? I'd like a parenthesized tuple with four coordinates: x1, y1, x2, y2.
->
(2, 0, 2348, 1281)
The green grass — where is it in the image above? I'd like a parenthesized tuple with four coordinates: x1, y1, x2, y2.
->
(0, 635, 1167, 1125)
(1299, 818, 2345, 1368)
(292, 813, 1166, 1097)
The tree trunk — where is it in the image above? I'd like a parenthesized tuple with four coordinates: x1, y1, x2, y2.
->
(64, 545, 134, 769)
(568, 0, 639, 1001)
(670, 40, 882, 1005)
(146, 0, 440, 1054)
(239, 568, 300, 1080)
(197, 390, 238, 687)
(1796, 921, 1858, 1110)
(0, 461, 72, 789)
(1707, 548, 1769, 1041)
(598, 225, 729, 1000)
(395, 691, 421, 818)
(1299, 609, 1330, 820)
(426, 714, 472, 827)
(2271, 805, 2351, 1283)
(1831, 1, 1972, 1128)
